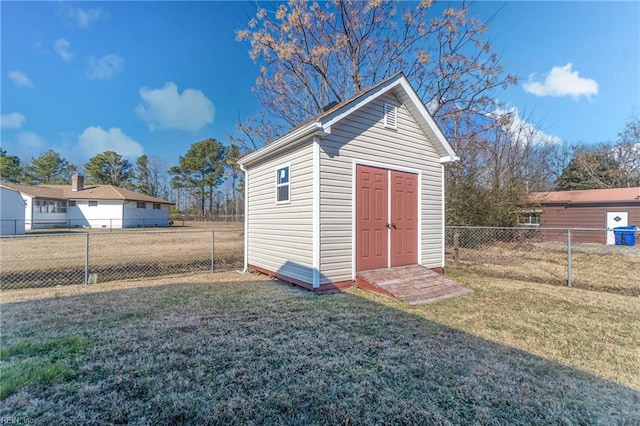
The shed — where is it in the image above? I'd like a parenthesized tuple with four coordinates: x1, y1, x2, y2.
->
(239, 73, 458, 292)
(0, 186, 26, 235)
(529, 187, 640, 244)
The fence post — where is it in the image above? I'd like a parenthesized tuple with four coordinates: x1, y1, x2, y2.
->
(84, 233, 89, 285)
(453, 231, 460, 263)
(211, 230, 215, 273)
(567, 228, 572, 287)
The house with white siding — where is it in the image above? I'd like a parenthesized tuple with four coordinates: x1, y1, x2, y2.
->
(239, 73, 458, 292)
(1, 175, 173, 230)
(0, 186, 26, 235)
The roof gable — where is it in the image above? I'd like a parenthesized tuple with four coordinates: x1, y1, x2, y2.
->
(239, 73, 457, 166)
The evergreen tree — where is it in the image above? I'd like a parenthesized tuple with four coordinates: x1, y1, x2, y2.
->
(84, 151, 133, 187)
(0, 149, 24, 183)
(24, 150, 77, 184)
(170, 139, 226, 216)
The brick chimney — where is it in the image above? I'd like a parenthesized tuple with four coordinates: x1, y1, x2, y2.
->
(72, 174, 84, 192)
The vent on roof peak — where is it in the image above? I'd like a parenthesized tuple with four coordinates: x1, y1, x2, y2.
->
(322, 101, 339, 112)
(384, 102, 398, 129)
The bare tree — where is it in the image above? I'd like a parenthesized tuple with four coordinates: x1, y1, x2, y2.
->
(236, 0, 516, 147)
(237, 1, 577, 226)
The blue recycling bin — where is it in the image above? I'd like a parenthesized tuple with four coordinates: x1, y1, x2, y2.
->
(613, 227, 625, 245)
(623, 226, 637, 246)
(614, 226, 637, 246)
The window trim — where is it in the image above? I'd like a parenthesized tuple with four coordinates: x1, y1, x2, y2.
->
(275, 163, 291, 205)
(137, 201, 146, 209)
(34, 198, 67, 213)
(68, 200, 77, 207)
(88, 200, 98, 207)
(518, 209, 542, 226)
(383, 102, 398, 130)
(153, 203, 161, 210)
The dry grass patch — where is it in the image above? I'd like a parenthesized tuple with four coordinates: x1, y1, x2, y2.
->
(0, 230, 244, 289)
(1, 274, 639, 424)
(447, 243, 640, 296)
(374, 269, 640, 390)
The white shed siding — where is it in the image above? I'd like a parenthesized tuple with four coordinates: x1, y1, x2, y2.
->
(318, 92, 443, 284)
(247, 140, 315, 283)
(0, 187, 26, 235)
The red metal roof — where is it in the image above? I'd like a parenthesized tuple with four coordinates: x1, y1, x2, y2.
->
(530, 187, 640, 204)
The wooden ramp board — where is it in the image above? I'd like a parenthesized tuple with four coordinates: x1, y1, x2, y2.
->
(356, 265, 472, 305)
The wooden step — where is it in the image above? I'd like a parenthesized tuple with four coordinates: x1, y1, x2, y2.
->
(356, 265, 471, 305)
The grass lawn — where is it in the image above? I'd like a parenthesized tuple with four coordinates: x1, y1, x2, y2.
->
(446, 244, 640, 296)
(1, 272, 638, 424)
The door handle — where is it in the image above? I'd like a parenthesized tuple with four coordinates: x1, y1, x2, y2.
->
(386, 223, 397, 229)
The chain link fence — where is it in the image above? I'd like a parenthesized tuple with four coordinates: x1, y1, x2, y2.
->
(445, 226, 640, 297)
(1, 218, 173, 232)
(0, 229, 244, 290)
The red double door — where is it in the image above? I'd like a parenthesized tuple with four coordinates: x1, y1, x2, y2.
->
(356, 165, 418, 271)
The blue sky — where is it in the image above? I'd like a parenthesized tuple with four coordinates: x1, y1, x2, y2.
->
(1, 1, 639, 169)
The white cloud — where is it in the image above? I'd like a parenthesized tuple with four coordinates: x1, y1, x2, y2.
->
(135, 82, 215, 131)
(1, 113, 26, 129)
(87, 54, 124, 80)
(491, 107, 563, 145)
(54, 38, 72, 61)
(523, 63, 598, 100)
(77, 126, 144, 157)
(64, 5, 107, 28)
(16, 132, 46, 151)
(8, 70, 34, 88)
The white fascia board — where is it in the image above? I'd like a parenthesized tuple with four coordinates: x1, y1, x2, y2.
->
(439, 155, 458, 164)
(239, 122, 328, 167)
(322, 77, 404, 129)
(397, 78, 459, 163)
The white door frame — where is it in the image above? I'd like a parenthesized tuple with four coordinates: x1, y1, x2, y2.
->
(606, 211, 628, 245)
(351, 159, 422, 279)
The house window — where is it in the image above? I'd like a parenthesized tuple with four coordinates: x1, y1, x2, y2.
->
(275, 164, 290, 204)
(518, 210, 541, 226)
(34, 199, 66, 213)
(89, 201, 98, 207)
(153, 203, 161, 210)
(137, 202, 146, 209)
(69, 200, 77, 207)
(384, 102, 398, 129)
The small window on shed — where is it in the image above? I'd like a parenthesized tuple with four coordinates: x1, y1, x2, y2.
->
(384, 102, 398, 129)
(153, 203, 161, 210)
(137, 201, 146, 209)
(88, 200, 98, 207)
(275, 165, 290, 204)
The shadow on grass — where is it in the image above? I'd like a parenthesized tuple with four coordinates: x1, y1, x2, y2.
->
(1, 279, 638, 425)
